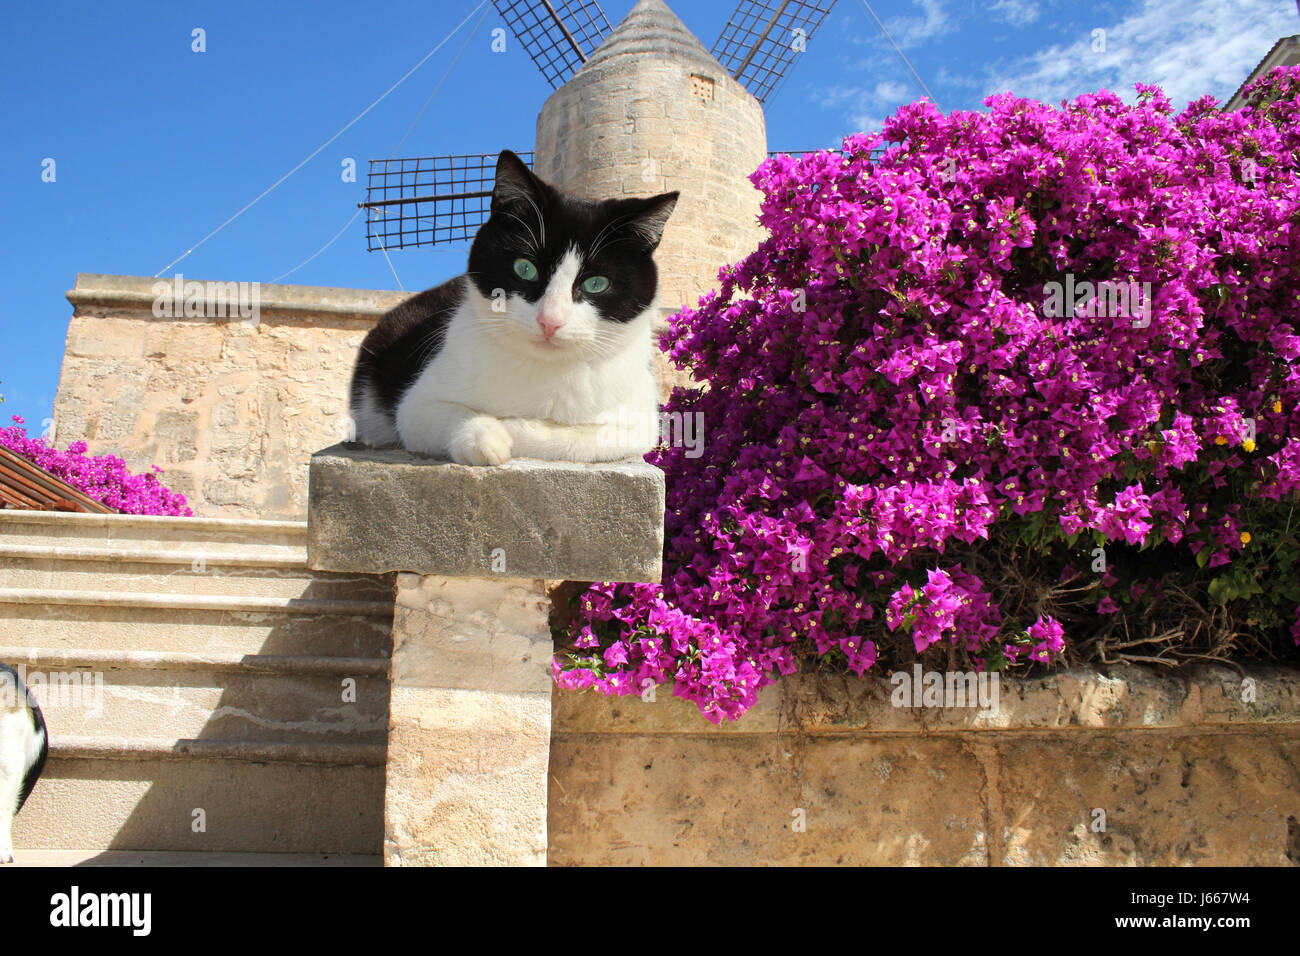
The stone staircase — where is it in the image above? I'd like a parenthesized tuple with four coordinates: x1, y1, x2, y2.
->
(0, 509, 394, 865)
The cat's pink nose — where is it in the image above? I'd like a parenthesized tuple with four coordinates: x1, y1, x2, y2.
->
(537, 313, 565, 340)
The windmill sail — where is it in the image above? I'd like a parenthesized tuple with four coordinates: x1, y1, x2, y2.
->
(712, 0, 837, 104)
(493, 0, 613, 88)
(360, 151, 535, 251)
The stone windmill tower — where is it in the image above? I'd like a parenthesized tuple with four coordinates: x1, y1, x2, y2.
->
(363, 0, 836, 393)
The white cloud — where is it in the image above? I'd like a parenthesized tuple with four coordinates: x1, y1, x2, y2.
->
(831, 0, 950, 121)
(985, 0, 1297, 108)
(882, 0, 954, 49)
(816, 78, 916, 132)
(935, 65, 981, 89)
(991, 0, 1041, 27)
(873, 79, 913, 101)
(840, 112, 887, 133)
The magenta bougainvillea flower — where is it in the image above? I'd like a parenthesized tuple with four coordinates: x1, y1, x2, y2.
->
(0, 416, 191, 517)
(554, 70, 1300, 722)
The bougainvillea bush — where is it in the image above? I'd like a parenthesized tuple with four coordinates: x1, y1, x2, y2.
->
(0, 416, 191, 516)
(552, 67, 1300, 723)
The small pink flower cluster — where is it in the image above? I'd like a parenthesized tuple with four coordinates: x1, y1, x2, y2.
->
(0, 416, 191, 517)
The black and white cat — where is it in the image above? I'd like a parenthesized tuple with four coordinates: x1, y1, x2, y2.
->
(0, 662, 48, 864)
(350, 150, 677, 465)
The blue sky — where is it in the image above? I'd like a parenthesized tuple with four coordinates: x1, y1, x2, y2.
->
(1, 0, 1295, 427)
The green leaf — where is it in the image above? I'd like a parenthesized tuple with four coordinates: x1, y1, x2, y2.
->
(981, 644, 1009, 672)
(1207, 577, 1228, 604)
(1234, 575, 1263, 600)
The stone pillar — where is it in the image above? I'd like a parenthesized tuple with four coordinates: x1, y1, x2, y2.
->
(305, 444, 664, 866)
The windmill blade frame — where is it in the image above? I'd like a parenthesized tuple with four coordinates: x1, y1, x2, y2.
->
(712, 0, 837, 104)
(492, 0, 613, 89)
(359, 151, 535, 250)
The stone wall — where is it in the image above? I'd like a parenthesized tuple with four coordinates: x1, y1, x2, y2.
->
(54, 274, 409, 519)
(549, 666, 1300, 865)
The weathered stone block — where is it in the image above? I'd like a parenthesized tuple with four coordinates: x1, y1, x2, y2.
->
(153, 408, 198, 464)
(306, 443, 664, 582)
(548, 733, 989, 866)
(992, 732, 1300, 865)
(55, 274, 413, 520)
(391, 574, 554, 693)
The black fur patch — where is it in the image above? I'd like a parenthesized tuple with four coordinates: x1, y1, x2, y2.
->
(466, 150, 677, 324)
(350, 276, 465, 421)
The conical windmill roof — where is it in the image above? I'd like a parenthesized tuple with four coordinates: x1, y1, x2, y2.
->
(577, 0, 727, 78)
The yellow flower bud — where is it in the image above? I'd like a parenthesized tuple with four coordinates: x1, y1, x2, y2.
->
(1214, 436, 1228, 446)
(1275, 401, 1283, 414)
(1243, 440, 1256, 452)
(1240, 532, 1251, 545)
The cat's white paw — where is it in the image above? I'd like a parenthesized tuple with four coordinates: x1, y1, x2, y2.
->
(450, 417, 513, 466)
(0, 845, 13, 864)
(500, 417, 550, 455)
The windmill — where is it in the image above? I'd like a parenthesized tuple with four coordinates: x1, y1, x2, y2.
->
(360, 0, 838, 270)
(359, 0, 842, 398)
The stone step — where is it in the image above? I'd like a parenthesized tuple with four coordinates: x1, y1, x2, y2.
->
(0, 546, 395, 602)
(12, 740, 385, 854)
(1, 647, 390, 744)
(0, 510, 308, 554)
(0, 586, 392, 616)
(0, 537, 306, 570)
(8, 849, 382, 866)
(0, 510, 394, 858)
(0, 589, 393, 658)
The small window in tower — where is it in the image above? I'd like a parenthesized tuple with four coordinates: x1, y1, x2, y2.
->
(690, 74, 715, 102)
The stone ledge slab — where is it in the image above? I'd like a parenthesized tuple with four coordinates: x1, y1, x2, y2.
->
(307, 443, 664, 582)
(67, 272, 413, 323)
(552, 664, 1300, 734)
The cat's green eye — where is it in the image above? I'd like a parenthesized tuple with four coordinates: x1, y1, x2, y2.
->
(581, 275, 610, 294)
(513, 258, 539, 281)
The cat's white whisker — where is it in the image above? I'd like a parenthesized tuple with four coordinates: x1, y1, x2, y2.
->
(523, 193, 546, 249)
(498, 210, 540, 258)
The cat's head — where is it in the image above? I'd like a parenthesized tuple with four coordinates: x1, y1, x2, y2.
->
(466, 150, 678, 361)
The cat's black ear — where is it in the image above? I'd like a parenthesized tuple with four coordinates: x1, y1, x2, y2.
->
(621, 191, 679, 252)
(492, 150, 542, 211)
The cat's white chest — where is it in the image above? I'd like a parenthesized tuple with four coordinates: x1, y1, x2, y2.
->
(402, 298, 651, 421)
(392, 293, 659, 463)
